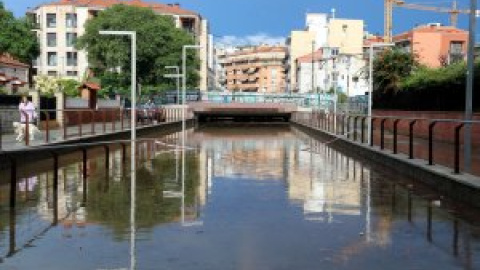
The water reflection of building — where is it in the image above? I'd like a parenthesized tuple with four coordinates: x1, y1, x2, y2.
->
(289, 131, 363, 221)
(193, 128, 296, 180)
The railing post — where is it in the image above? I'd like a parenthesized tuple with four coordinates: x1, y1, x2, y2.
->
(370, 118, 376, 147)
(102, 110, 106, 134)
(104, 145, 110, 172)
(63, 109, 67, 139)
(90, 110, 95, 135)
(112, 110, 116, 131)
(23, 112, 30, 146)
(454, 123, 465, 174)
(346, 116, 351, 138)
(361, 117, 366, 144)
(353, 116, 359, 141)
(380, 118, 387, 150)
(78, 111, 83, 137)
(393, 119, 400, 154)
(409, 120, 417, 159)
(342, 114, 346, 135)
(120, 108, 124, 131)
(43, 111, 50, 143)
(428, 121, 437, 166)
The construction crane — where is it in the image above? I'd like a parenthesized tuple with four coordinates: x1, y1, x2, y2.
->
(384, 0, 479, 42)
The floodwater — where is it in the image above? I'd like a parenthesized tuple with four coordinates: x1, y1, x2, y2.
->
(1, 125, 480, 270)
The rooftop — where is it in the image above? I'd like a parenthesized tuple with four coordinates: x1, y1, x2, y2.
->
(0, 54, 29, 68)
(296, 49, 323, 64)
(34, 0, 198, 16)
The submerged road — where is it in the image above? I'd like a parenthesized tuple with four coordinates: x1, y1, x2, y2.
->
(0, 125, 479, 269)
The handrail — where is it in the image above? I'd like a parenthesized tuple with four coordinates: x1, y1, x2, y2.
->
(292, 111, 478, 176)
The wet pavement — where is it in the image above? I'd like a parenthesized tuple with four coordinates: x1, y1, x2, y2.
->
(1, 125, 480, 269)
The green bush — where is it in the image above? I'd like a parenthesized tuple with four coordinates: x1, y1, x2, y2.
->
(373, 60, 480, 111)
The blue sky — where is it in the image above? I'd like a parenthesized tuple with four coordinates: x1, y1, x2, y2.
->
(3, 0, 479, 45)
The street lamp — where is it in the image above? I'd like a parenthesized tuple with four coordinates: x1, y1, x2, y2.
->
(99, 30, 137, 270)
(367, 42, 394, 145)
(464, 0, 477, 173)
(165, 65, 180, 104)
(99, 30, 137, 142)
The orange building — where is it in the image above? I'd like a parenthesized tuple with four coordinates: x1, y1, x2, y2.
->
(221, 45, 287, 93)
(393, 23, 468, 68)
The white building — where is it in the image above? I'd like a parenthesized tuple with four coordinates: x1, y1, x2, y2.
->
(295, 14, 368, 96)
(27, 0, 213, 91)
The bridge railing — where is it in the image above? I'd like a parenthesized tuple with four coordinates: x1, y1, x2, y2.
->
(203, 92, 335, 109)
(292, 111, 480, 176)
(0, 106, 189, 151)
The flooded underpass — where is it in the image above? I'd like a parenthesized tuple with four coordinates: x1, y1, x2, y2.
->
(1, 125, 480, 270)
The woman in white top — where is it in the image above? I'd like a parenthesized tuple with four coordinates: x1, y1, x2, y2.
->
(19, 96, 37, 124)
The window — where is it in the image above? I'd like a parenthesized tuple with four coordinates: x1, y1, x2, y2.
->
(66, 52, 78, 66)
(66, 33, 77, 47)
(47, 33, 57, 47)
(66, 71, 78, 76)
(65, 13, 77, 28)
(47, 71, 57, 76)
(450, 41, 464, 55)
(46, 13, 56, 28)
(47, 52, 57, 66)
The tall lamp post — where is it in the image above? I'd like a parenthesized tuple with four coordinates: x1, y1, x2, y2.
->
(165, 65, 181, 104)
(99, 30, 137, 270)
(464, 0, 477, 173)
(367, 42, 394, 145)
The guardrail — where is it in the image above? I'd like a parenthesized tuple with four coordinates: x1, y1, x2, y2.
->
(292, 111, 480, 176)
(0, 106, 189, 151)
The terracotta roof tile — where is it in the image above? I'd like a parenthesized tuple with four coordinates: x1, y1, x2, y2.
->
(79, 82, 101, 90)
(296, 49, 323, 64)
(41, 0, 198, 16)
(0, 54, 29, 68)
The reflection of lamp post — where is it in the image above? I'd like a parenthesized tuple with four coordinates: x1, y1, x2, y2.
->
(367, 43, 394, 145)
(181, 45, 202, 212)
(98, 30, 137, 270)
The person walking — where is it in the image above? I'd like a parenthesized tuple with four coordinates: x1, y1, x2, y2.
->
(19, 96, 37, 125)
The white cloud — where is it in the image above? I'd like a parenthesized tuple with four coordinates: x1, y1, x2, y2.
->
(215, 33, 286, 49)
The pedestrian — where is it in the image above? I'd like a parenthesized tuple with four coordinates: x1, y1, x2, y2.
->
(19, 96, 37, 125)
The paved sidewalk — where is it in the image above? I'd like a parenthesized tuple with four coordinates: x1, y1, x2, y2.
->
(0, 118, 181, 151)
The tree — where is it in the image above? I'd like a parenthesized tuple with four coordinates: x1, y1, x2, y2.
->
(372, 49, 418, 108)
(58, 79, 81, 97)
(0, 1, 39, 63)
(76, 4, 200, 95)
(34, 75, 60, 96)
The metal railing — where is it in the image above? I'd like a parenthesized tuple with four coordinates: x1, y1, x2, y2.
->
(292, 111, 480, 176)
(0, 106, 189, 151)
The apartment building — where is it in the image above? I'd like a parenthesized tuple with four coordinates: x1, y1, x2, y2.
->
(221, 45, 287, 93)
(27, 0, 212, 91)
(393, 23, 468, 68)
(292, 14, 366, 96)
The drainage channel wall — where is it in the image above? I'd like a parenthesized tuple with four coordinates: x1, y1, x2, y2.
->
(292, 121, 480, 209)
(0, 120, 194, 171)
